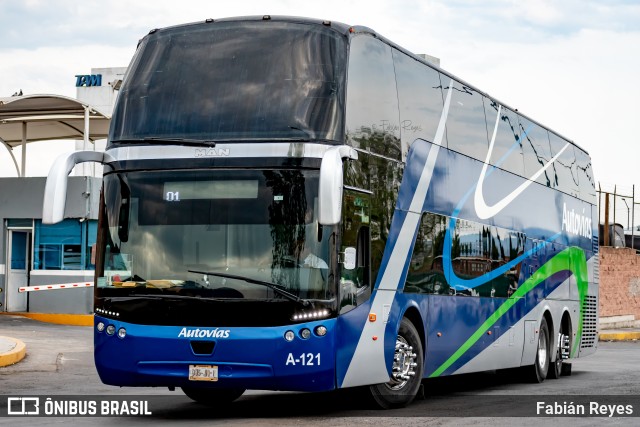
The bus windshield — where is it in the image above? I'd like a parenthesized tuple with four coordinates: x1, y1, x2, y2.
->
(109, 21, 346, 144)
(96, 169, 336, 303)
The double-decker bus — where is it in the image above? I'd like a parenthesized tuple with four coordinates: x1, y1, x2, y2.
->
(43, 16, 598, 409)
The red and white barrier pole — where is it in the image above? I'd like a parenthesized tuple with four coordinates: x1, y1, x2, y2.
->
(19, 282, 93, 293)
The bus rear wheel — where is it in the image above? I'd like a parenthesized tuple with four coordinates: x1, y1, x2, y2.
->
(369, 318, 424, 409)
(527, 317, 550, 383)
(181, 387, 245, 405)
(548, 322, 570, 379)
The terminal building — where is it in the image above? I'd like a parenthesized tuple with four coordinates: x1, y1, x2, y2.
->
(0, 67, 125, 315)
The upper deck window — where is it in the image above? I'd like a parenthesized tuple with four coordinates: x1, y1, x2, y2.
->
(110, 21, 346, 144)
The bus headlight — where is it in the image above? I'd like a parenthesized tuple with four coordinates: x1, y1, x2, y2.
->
(315, 325, 327, 337)
(284, 330, 295, 342)
(96, 322, 105, 332)
(117, 328, 127, 339)
(300, 328, 311, 339)
(106, 325, 116, 336)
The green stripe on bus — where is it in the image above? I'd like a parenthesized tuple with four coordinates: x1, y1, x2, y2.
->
(429, 246, 588, 378)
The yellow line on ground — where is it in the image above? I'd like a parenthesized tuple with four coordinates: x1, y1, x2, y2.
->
(0, 336, 26, 367)
(599, 331, 640, 341)
(0, 312, 93, 326)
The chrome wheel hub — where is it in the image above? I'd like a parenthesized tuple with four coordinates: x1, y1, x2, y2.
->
(387, 336, 418, 390)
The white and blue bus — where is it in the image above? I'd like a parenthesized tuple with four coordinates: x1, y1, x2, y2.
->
(44, 16, 598, 409)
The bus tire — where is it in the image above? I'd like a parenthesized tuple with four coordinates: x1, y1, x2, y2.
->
(529, 317, 551, 383)
(548, 321, 568, 379)
(369, 317, 424, 409)
(181, 387, 245, 405)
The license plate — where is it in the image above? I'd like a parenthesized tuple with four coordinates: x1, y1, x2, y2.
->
(189, 365, 218, 381)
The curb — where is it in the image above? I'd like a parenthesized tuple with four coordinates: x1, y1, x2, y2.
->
(599, 331, 640, 341)
(0, 336, 26, 367)
(0, 312, 93, 326)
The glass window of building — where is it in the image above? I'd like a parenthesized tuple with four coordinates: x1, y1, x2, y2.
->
(33, 219, 98, 271)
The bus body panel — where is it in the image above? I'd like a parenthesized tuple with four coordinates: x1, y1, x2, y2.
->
(451, 280, 581, 375)
(94, 316, 337, 392)
(338, 132, 596, 381)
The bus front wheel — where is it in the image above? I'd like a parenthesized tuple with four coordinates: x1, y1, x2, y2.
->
(181, 387, 245, 405)
(369, 317, 424, 409)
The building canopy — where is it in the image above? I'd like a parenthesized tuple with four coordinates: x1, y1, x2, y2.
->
(0, 94, 111, 176)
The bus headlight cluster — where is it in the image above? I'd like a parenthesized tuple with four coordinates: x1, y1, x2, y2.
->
(97, 322, 127, 340)
(283, 325, 327, 342)
(291, 309, 330, 321)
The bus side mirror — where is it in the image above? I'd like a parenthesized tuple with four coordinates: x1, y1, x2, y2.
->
(318, 145, 358, 226)
(43, 151, 114, 224)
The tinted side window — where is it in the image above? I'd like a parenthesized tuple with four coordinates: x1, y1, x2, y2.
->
(549, 132, 579, 197)
(345, 36, 400, 159)
(518, 116, 553, 187)
(406, 212, 449, 294)
(444, 80, 489, 161)
(340, 190, 371, 313)
(392, 49, 445, 159)
(576, 149, 596, 202)
(484, 102, 524, 176)
(345, 150, 403, 287)
(452, 218, 525, 298)
(370, 155, 403, 284)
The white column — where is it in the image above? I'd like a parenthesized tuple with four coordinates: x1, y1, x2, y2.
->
(83, 106, 90, 176)
(21, 121, 27, 177)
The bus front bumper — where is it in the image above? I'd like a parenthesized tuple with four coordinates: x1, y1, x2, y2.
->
(93, 315, 337, 392)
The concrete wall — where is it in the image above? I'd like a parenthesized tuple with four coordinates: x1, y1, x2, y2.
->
(0, 176, 100, 221)
(599, 246, 640, 318)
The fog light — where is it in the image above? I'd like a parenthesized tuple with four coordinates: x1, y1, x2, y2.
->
(117, 328, 127, 339)
(97, 322, 105, 332)
(315, 325, 327, 337)
(106, 325, 116, 336)
(284, 330, 295, 342)
(300, 328, 311, 339)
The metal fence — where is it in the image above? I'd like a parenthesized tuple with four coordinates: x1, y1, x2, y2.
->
(597, 183, 638, 249)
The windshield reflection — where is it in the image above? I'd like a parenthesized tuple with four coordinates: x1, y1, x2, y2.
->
(97, 169, 336, 302)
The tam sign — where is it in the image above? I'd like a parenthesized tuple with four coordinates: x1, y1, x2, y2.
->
(75, 74, 102, 87)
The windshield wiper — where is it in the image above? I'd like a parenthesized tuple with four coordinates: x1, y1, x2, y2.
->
(109, 137, 218, 146)
(142, 137, 217, 146)
(288, 126, 312, 140)
(188, 269, 310, 306)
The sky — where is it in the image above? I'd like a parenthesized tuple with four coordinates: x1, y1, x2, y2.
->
(1, 1, 639, 210)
